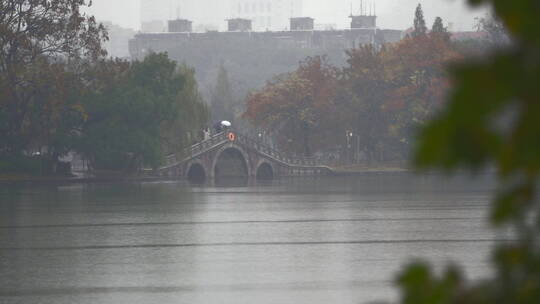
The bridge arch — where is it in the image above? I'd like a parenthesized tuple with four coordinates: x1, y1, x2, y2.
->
(212, 144, 251, 179)
(186, 161, 207, 183)
(256, 161, 274, 180)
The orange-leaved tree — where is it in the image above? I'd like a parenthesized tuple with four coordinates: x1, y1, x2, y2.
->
(383, 32, 462, 155)
(244, 56, 338, 156)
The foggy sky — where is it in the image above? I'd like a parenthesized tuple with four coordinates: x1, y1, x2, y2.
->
(86, 0, 486, 31)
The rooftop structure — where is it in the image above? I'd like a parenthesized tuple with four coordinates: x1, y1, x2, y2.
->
(141, 0, 228, 32)
(130, 17, 401, 60)
(229, 0, 303, 31)
(168, 19, 193, 33)
(290, 17, 314, 31)
(349, 15, 377, 29)
(227, 18, 252, 32)
(128, 14, 402, 105)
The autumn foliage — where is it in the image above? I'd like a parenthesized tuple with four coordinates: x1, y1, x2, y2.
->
(244, 31, 462, 161)
(244, 56, 338, 156)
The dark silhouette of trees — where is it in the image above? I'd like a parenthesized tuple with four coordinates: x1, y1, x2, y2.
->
(431, 17, 446, 33)
(412, 4, 428, 37)
(431, 17, 450, 42)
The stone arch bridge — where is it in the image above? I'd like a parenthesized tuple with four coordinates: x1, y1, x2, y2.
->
(156, 131, 332, 182)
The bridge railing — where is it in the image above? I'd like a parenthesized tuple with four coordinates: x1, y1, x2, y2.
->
(185, 132, 228, 158)
(163, 129, 322, 168)
(235, 131, 320, 167)
(164, 132, 228, 167)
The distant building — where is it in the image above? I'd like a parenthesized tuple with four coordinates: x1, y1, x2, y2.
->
(168, 19, 193, 33)
(140, 0, 169, 32)
(350, 15, 377, 29)
(229, 0, 303, 31)
(141, 20, 165, 33)
(130, 15, 402, 61)
(129, 12, 402, 110)
(315, 23, 338, 31)
(227, 18, 252, 32)
(141, 0, 229, 32)
(290, 17, 314, 31)
(140, 0, 302, 33)
(101, 21, 135, 58)
(176, 0, 229, 31)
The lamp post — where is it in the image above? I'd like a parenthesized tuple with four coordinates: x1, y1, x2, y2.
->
(346, 131, 353, 164)
(356, 134, 360, 163)
(346, 131, 360, 164)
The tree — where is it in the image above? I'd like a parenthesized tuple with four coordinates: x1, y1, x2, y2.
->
(27, 60, 87, 161)
(476, 13, 510, 46)
(396, 0, 540, 303)
(161, 64, 209, 155)
(412, 4, 428, 38)
(338, 45, 393, 162)
(381, 32, 460, 159)
(243, 20, 464, 162)
(244, 56, 338, 156)
(78, 53, 208, 172)
(431, 16, 450, 41)
(0, 0, 107, 158)
(210, 65, 235, 123)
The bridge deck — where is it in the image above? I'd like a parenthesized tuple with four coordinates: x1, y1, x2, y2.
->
(159, 130, 330, 173)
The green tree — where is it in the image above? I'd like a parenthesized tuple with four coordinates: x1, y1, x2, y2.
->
(78, 53, 208, 172)
(412, 4, 428, 38)
(161, 64, 209, 155)
(27, 60, 87, 163)
(396, 0, 540, 303)
(210, 65, 235, 123)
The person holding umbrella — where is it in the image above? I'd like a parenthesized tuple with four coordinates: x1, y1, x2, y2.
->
(213, 120, 232, 134)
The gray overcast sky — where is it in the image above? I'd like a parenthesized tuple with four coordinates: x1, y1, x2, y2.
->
(86, 0, 486, 31)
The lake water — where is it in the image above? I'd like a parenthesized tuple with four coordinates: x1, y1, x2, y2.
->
(0, 174, 503, 304)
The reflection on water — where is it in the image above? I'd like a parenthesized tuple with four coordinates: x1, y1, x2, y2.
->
(0, 174, 499, 304)
(214, 176, 249, 187)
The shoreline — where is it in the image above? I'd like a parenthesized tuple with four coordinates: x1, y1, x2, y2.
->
(0, 175, 183, 185)
(330, 165, 410, 176)
(0, 165, 413, 185)
(4, 163, 501, 185)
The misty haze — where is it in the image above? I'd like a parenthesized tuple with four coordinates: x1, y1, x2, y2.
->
(1, 1, 539, 304)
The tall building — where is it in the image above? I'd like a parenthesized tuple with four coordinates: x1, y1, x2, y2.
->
(102, 21, 135, 58)
(229, 0, 303, 31)
(140, 0, 170, 32)
(141, 0, 229, 32)
(140, 0, 303, 32)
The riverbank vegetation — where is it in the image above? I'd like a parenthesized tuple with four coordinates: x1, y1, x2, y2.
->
(244, 4, 504, 163)
(0, 1, 208, 176)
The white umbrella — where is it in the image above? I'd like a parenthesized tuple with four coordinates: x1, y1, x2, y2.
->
(221, 121, 232, 127)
